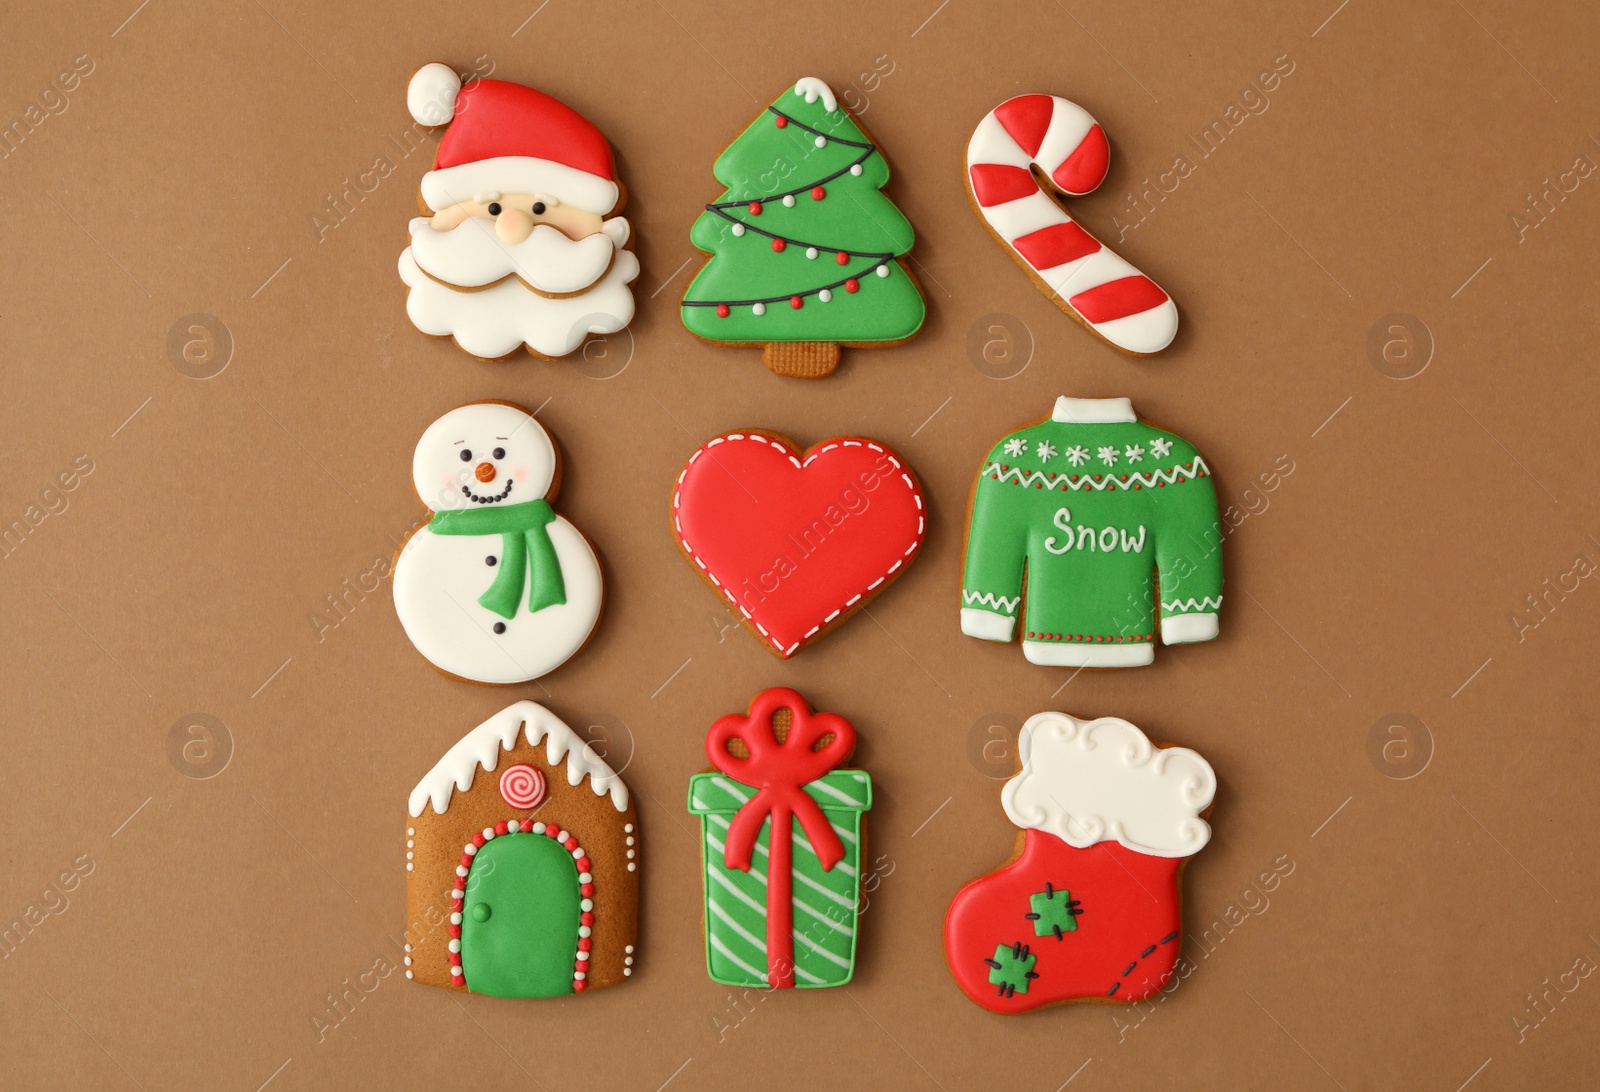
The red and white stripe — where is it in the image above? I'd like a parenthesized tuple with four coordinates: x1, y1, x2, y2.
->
(966, 94, 1178, 355)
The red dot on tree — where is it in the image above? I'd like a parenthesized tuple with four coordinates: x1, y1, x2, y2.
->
(835, 251, 848, 265)
(846, 279, 860, 293)
(790, 295, 803, 309)
(771, 238, 785, 252)
(774, 116, 788, 128)
(748, 201, 762, 215)
(715, 304, 729, 318)
(811, 186, 826, 200)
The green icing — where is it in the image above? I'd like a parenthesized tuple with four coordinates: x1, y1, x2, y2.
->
(428, 499, 564, 619)
(1028, 887, 1079, 937)
(987, 943, 1037, 995)
(461, 833, 580, 998)
(681, 83, 924, 345)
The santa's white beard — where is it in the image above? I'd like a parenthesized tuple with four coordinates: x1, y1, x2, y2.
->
(398, 220, 639, 359)
(408, 216, 623, 295)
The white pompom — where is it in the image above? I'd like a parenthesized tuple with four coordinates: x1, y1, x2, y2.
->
(409, 62, 461, 126)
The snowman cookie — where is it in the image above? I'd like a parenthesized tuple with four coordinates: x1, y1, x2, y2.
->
(393, 401, 603, 685)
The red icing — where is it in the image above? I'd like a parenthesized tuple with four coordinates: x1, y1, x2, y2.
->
(771, 238, 785, 252)
(994, 94, 1055, 158)
(434, 79, 614, 181)
(811, 186, 826, 200)
(1011, 222, 1100, 271)
(672, 434, 925, 657)
(845, 279, 859, 293)
(835, 251, 849, 265)
(1069, 275, 1170, 323)
(944, 830, 1186, 1013)
(1050, 123, 1110, 195)
(968, 163, 1038, 207)
(749, 201, 763, 215)
(706, 688, 856, 988)
(774, 116, 788, 129)
(716, 304, 730, 318)
(790, 295, 802, 309)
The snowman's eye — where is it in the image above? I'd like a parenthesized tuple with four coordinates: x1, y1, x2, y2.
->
(459, 449, 472, 462)
(492, 447, 505, 460)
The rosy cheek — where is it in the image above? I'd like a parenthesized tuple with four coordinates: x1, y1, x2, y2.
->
(513, 466, 529, 483)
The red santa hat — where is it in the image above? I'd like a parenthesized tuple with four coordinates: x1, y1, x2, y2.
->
(406, 63, 619, 216)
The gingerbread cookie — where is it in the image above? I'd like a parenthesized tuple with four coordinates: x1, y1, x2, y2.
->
(672, 431, 925, 657)
(688, 688, 871, 988)
(944, 712, 1214, 1012)
(966, 94, 1178, 355)
(961, 396, 1222, 668)
(393, 401, 602, 684)
(405, 701, 637, 997)
(399, 63, 639, 360)
(680, 77, 925, 378)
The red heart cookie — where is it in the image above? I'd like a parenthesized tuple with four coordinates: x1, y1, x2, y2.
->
(672, 432, 926, 657)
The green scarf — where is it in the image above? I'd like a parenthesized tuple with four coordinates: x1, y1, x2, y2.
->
(429, 500, 566, 619)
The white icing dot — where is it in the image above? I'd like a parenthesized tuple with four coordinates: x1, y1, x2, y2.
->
(533, 822, 546, 834)
(627, 862, 636, 872)
(582, 899, 594, 912)
(850, 164, 863, 176)
(876, 264, 889, 277)
(623, 967, 632, 977)
(407, 828, 414, 836)
(805, 247, 818, 260)
(451, 888, 463, 900)
(455, 865, 468, 877)
(782, 194, 796, 208)
(819, 289, 832, 303)
(450, 913, 462, 925)
(405, 943, 412, 952)
(624, 956, 633, 966)
(814, 135, 826, 148)
(624, 824, 633, 833)
(575, 970, 587, 981)
(579, 872, 592, 884)
(451, 967, 463, 977)
(752, 303, 766, 316)
(576, 952, 589, 964)
(579, 926, 592, 938)
(404, 955, 412, 966)
(572, 848, 583, 859)
(463, 844, 476, 856)
(448, 939, 460, 953)
(626, 849, 635, 859)
(625, 945, 634, 954)
(405, 863, 413, 871)
(625, 837, 634, 846)
(482, 828, 495, 840)
(406, 970, 414, 979)
(406, 840, 414, 848)
(731, 223, 746, 237)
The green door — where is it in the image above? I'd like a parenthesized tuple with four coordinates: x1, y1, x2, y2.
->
(461, 832, 582, 998)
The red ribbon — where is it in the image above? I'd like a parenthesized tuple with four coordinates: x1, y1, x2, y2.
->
(706, 687, 856, 988)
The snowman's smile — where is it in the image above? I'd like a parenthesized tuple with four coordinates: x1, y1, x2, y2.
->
(462, 478, 514, 504)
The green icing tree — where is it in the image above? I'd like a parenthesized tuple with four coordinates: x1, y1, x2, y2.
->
(681, 78, 925, 378)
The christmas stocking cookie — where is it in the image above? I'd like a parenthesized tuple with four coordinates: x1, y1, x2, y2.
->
(680, 77, 925, 378)
(944, 712, 1215, 1013)
(399, 63, 639, 360)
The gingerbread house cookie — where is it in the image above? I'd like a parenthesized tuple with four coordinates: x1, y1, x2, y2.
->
(404, 701, 638, 997)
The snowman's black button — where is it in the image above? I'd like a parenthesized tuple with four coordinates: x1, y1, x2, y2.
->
(493, 622, 506, 635)
(486, 555, 497, 566)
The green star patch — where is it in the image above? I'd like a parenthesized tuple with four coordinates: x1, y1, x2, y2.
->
(1025, 882, 1082, 939)
(984, 942, 1039, 998)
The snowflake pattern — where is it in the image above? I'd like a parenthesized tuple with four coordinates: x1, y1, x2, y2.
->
(1097, 446, 1119, 467)
(1036, 441, 1058, 463)
(1064, 445, 1090, 467)
(1149, 437, 1173, 458)
(1003, 438, 1027, 458)
(1125, 444, 1144, 462)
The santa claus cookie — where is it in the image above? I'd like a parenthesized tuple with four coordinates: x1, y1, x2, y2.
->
(671, 431, 925, 657)
(966, 94, 1178, 355)
(944, 712, 1214, 1013)
(399, 63, 639, 360)
(406, 701, 638, 997)
(680, 77, 925, 378)
(393, 401, 602, 685)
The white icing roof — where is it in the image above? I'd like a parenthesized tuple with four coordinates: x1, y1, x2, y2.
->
(1001, 712, 1215, 858)
(409, 701, 629, 817)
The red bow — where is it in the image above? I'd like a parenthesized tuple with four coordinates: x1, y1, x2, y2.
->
(706, 688, 857, 987)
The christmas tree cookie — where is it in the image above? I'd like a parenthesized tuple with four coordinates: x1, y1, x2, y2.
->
(944, 712, 1215, 1013)
(680, 77, 926, 378)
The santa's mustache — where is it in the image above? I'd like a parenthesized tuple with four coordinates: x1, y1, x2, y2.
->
(408, 217, 626, 297)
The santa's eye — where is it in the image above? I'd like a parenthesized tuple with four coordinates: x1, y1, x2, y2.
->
(487, 202, 502, 216)
(492, 447, 506, 460)
(532, 202, 546, 215)
(459, 449, 472, 462)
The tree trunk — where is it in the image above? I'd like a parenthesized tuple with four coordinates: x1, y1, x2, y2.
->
(762, 341, 841, 379)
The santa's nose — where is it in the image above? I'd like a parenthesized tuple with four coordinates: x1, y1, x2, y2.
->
(494, 207, 534, 244)
(475, 461, 497, 483)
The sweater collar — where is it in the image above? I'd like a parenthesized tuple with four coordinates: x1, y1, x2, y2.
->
(1052, 396, 1136, 424)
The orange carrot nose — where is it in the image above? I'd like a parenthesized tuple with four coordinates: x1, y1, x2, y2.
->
(475, 461, 496, 483)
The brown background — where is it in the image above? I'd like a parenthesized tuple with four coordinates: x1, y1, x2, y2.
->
(3, 0, 1597, 1088)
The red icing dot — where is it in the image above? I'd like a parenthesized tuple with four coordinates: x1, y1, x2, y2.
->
(811, 186, 826, 200)
(471, 833, 485, 847)
(494, 822, 508, 836)
(716, 304, 729, 318)
(790, 295, 803, 309)
(578, 938, 592, 952)
(774, 116, 788, 128)
(564, 838, 579, 852)
(573, 980, 587, 992)
(835, 251, 848, 265)
(845, 279, 859, 293)
(581, 912, 595, 926)
(449, 925, 461, 938)
(459, 853, 473, 867)
(546, 825, 562, 839)
(748, 201, 763, 215)
(771, 238, 785, 253)
(581, 883, 595, 897)
(576, 856, 592, 871)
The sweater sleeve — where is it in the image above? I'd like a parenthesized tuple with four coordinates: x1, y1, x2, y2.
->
(1151, 445, 1224, 645)
(961, 457, 1028, 642)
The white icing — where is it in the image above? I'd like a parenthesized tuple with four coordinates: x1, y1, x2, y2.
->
(392, 403, 603, 684)
(408, 63, 460, 127)
(409, 701, 629, 816)
(408, 217, 618, 295)
(1051, 396, 1136, 424)
(1021, 641, 1154, 668)
(1001, 713, 1214, 857)
(960, 606, 1016, 642)
(793, 77, 838, 113)
(421, 156, 619, 217)
(1160, 613, 1218, 644)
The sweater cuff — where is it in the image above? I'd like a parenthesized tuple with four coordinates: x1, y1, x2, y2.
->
(1161, 612, 1218, 645)
(961, 607, 1017, 642)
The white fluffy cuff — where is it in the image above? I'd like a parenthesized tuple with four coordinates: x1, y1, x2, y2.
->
(1161, 612, 1218, 645)
(961, 608, 1016, 642)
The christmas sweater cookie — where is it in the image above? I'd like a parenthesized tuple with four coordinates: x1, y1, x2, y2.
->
(944, 712, 1214, 1012)
(966, 94, 1178, 355)
(680, 77, 926, 379)
(961, 396, 1222, 668)
(688, 688, 871, 988)
(406, 701, 638, 997)
(399, 63, 639, 361)
(393, 401, 602, 684)
(672, 430, 925, 657)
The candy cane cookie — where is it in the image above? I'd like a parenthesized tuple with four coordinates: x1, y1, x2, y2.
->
(965, 95, 1178, 355)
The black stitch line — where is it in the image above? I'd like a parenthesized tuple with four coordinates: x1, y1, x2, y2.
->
(1106, 982, 1120, 997)
(1160, 931, 1179, 944)
(1141, 945, 1157, 958)
(1122, 961, 1137, 976)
